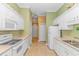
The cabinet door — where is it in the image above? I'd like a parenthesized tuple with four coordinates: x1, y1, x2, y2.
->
(1, 49, 12, 56)
(66, 4, 79, 25)
(23, 39, 29, 53)
(0, 4, 6, 18)
(7, 8, 24, 30)
(27, 35, 32, 47)
(24, 36, 32, 49)
(53, 4, 79, 27)
(5, 19, 16, 30)
(21, 40, 28, 55)
(0, 4, 24, 30)
(28, 35, 32, 46)
(67, 46, 79, 56)
(15, 15, 24, 30)
(56, 41, 63, 56)
(70, 4, 79, 18)
(54, 40, 62, 55)
(0, 4, 7, 29)
(0, 4, 16, 30)
(54, 40, 68, 56)
(59, 42, 70, 56)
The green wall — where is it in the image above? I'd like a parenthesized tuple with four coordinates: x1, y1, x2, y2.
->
(72, 24, 79, 38)
(20, 8, 32, 35)
(46, 12, 57, 27)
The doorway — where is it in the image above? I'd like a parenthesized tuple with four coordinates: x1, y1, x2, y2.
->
(32, 16, 38, 43)
(32, 16, 46, 43)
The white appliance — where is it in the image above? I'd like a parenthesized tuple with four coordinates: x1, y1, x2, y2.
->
(12, 40, 25, 56)
(48, 26, 60, 49)
(2, 39, 25, 56)
(0, 34, 24, 56)
(39, 23, 46, 41)
(0, 34, 12, 44)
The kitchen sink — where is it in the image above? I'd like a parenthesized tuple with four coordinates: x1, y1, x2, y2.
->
(63, 40, 79, 48)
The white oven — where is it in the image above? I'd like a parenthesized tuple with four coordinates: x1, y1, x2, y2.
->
(0, 34, 25, 56)
(12, 40, 25, 56)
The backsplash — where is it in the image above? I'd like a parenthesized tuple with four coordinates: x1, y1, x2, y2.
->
(0, 31, 23, 38)
(62, 30, 72, 37)
(72, 24, 79, 38)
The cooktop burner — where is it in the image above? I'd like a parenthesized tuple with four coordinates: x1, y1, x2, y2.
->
(8, 40, 21, 45)
(0, 39, 21, 45)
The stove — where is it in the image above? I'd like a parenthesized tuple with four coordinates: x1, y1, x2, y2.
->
(0, 34, 22, 45)
(8, 40, 21, 45)
(0, 34, 24, 56)
(0, 39, 21, 45)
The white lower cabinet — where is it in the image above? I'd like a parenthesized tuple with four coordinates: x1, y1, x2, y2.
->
(54, 40, 67, 56)
(22, 35, 32, 56)
(67, 46, 79, 56)
(28, 35, 32, 47)
(54, 40, 61, 55)
(59, 42, 69, 56)
(21, 40, 27, 55)
(0, 35, 32, 56)
(19, 39, 29, 56)
(22, 39, 29, 54)
(1, 49, 12, 56)
(54, 40, 79, 56)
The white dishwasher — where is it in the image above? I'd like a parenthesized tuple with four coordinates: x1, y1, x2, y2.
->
(12, 40, 25, 56)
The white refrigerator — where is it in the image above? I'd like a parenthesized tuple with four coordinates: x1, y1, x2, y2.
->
(48, 26, 60, 49)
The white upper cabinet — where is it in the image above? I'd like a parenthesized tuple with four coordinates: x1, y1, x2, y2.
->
(0, 4, 24, 30)
(53, 4, 79, 30)
(67, 4, 79, 25)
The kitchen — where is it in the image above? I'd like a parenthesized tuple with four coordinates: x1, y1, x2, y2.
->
(0, 3, 32, 56)
(0, 3, 79, 56)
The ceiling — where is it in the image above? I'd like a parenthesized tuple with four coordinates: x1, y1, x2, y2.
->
(17, 3, 64, 16)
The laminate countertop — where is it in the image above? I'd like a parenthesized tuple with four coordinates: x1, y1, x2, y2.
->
(13, 34, 31, 40)
(0, 45, 12, 54)
(59, 36, 79, 51)
(61, 36, 79, 42)
(0, 34, 31, 55)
